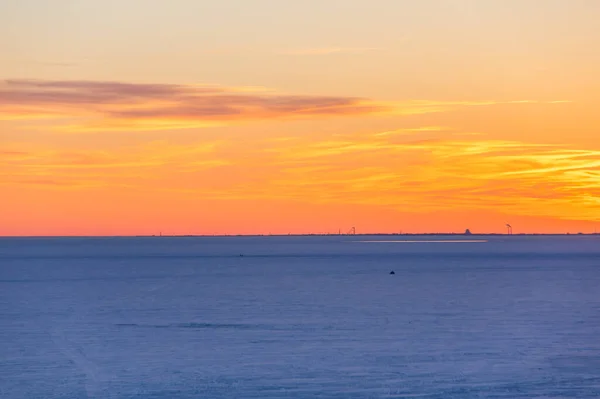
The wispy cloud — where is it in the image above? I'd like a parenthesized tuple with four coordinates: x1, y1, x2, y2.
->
(0, 140, 227, 189)
(256, 131, 600, 220)
(0, 79, 389, 132)
(3, 122, 599, 223)
(280, 47, 383, 56)
(0, 79, 569, 133)
(373, 126, 451, 137)
(34, 61, 79, 67)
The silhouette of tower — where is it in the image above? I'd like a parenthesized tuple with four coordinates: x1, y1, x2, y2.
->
(506, 224, 513, 235)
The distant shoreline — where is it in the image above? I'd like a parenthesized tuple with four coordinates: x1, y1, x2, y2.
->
(1, 233, 598, 238)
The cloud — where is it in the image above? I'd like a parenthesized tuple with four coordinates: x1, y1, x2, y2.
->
(0, 140, 227, 189)
(1, 79, 565, 132)
(0, 150, 30, 157)
(0, 79, 389, 132)
(280, 47, 383, 56)
(373, 126, 451, 137)
(34, 61, 79, 68)
(257, 131, 600, 220)
(3, 123, 599, 222)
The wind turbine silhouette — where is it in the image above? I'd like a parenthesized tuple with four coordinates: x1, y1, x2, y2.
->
(506, 223, 513, 235)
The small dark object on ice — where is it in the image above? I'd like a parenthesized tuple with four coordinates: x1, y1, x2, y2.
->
(389, 271, 395, 275)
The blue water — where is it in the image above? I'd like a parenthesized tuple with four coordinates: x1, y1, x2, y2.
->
(1, 235, 600, 398)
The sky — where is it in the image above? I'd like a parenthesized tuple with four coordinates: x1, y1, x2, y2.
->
(1, 0, 600, 236)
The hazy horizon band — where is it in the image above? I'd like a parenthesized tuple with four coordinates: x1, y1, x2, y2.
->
(354, 240, 489, 243)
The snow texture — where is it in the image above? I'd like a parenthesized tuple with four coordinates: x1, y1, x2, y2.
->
(1, 235, 600, 398)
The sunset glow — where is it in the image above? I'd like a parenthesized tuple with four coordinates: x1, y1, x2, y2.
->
(2, 0, 599, 235)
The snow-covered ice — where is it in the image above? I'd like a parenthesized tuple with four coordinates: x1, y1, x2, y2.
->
(1, 235, 600, 398)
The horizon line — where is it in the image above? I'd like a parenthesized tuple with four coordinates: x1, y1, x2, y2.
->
(1, 232, 598, 239)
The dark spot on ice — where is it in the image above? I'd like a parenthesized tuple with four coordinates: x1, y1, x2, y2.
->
(115, 322, 264, 330)
(390, 270, 395, 275)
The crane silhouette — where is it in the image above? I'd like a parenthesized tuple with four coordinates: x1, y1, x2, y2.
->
(506, 223, 513, 235)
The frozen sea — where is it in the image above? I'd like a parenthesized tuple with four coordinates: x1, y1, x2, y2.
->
(1, 235, 600, 398)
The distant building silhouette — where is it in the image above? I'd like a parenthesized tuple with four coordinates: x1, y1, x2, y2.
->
(464, 229, 472, 235)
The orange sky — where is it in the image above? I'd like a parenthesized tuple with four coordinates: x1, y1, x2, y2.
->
(1, 1, 599, 235)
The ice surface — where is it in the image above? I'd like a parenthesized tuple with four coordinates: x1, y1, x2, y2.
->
(1, 235, 600, 398)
